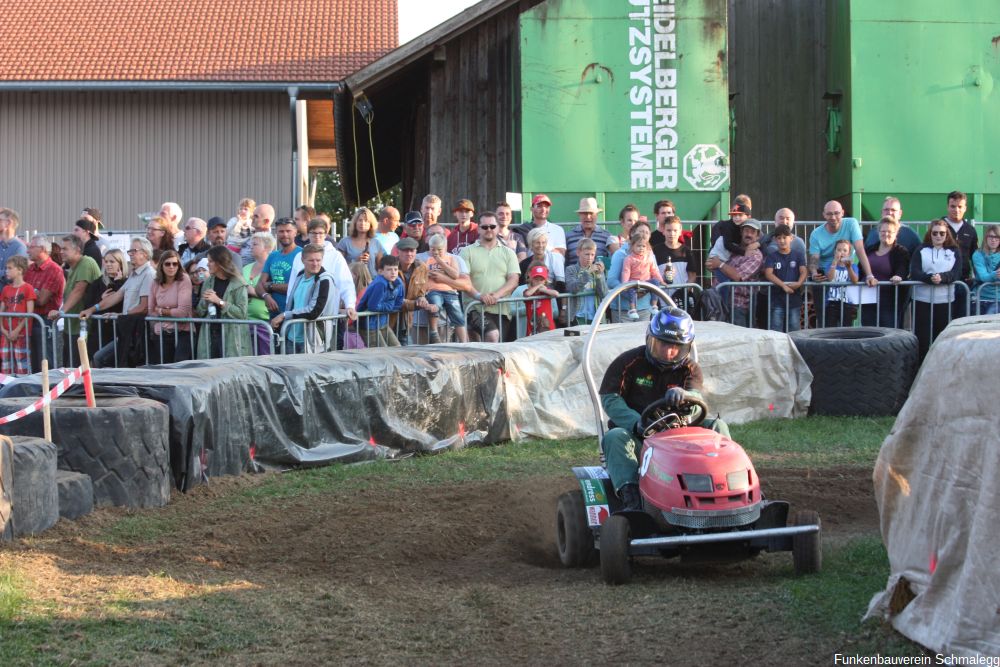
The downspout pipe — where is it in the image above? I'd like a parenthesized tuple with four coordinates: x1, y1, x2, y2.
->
(289, 87, 300, 209)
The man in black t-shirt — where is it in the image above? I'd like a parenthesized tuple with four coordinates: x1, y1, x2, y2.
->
(599, 308, 728, 511)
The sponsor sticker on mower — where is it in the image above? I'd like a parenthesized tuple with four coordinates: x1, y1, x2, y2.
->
(579, 477, 610, 527)
(573, 466, 609, 480)
(586, 503, 610, 527)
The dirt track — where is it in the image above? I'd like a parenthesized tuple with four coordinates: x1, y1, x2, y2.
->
(3, 465, 882, 664)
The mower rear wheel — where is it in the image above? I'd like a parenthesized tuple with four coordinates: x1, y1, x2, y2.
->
(792, 510, 822, 574)
(556, 490, 596, 567)
(600, 514, 632, 585)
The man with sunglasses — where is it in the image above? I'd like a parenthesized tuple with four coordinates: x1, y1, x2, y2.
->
(398, 210, 429, 253)
(257, 217, 302, 316)
(460, 211, 520, 342)
(179, 217, 211, 264)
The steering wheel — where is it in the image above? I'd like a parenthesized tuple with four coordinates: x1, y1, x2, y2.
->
(638, 395, 709, 437)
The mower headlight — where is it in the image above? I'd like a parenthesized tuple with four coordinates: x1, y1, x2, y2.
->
(681, 474, 713, 493)
(727, 470, 750, 492)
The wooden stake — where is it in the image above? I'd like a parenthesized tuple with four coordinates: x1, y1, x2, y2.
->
(41, 359, 52, 442)
(76, 336, 97, 408)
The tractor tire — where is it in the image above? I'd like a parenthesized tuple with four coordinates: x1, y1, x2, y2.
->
(11, 437, 60, 537)
(600, 514, 632, 585)
(0, 396, 171, 508)
(789, 327, 918, 416)
(56, 470, 95, 520)
(556, 490, 596, 567)
(1, 436, 13, 541)
(792, 509, 822, 575)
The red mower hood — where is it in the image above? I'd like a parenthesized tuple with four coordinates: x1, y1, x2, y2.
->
(638, 426, 761, 518)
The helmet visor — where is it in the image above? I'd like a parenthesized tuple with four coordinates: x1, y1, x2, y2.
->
(646, 338, 690, 367)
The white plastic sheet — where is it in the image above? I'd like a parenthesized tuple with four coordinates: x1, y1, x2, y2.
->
(471, 320, 813, 441)
(867, 314, 1000, 657)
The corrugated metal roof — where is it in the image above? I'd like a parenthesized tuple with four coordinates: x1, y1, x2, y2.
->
(0, 0, 398, 82)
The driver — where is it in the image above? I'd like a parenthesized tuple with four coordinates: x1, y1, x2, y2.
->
(599, 307, 729, 511)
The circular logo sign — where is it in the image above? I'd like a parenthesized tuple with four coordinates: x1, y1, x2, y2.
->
(683, 144, 730, 191)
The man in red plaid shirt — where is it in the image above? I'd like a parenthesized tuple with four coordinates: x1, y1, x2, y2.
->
(26, 236, 65, 372)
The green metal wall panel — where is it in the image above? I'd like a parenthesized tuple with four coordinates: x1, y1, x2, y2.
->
(829, 0, 1000, 219)
(519, 0, 730, 221)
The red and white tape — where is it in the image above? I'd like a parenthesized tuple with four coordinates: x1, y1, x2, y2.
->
(0, 367, 85, 426)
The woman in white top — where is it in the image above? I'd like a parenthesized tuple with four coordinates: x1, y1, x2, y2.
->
(909, 219, 963, 360)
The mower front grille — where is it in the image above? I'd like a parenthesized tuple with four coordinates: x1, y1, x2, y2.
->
(664, 501, 762, 529)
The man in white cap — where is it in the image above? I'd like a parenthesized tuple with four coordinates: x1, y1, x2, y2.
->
(565, 197, 613, 266)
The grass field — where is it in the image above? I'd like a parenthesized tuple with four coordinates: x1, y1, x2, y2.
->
(0, 416, 925, 665)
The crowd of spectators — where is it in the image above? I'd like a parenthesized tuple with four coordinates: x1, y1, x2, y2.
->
(0, 187, 997, 373)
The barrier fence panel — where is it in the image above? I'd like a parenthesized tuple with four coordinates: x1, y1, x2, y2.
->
(0, 312, 49, 378)
(703, 280, 971, 344)
(460, 285, 701, 342)
(975, 283, 1000, 316)
(17, 276, 988, 372)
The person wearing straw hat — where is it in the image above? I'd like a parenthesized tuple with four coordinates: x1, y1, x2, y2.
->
(566, 197, 613, 266)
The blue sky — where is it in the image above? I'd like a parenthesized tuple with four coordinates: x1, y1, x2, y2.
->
(398, 0, 480, 44)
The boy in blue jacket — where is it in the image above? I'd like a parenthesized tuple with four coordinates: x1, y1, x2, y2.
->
(358, 255, 404, 347)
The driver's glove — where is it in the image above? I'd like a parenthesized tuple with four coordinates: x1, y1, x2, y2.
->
(664, 387, 687, 408)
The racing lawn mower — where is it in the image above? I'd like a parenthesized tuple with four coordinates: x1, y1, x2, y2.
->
(555, 282, 821, 585)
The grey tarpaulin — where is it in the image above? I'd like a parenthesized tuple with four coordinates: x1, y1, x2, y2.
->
(1, 346, 507, 491)
(866, 315, 1000, 657)
(0, 321, 808, 491)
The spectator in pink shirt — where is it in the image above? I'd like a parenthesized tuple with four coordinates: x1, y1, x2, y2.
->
(148, 249, 193, 363)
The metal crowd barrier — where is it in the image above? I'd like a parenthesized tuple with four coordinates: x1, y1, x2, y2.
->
(459, 287, 698, 342)
(974, 283, 1000, 316)
(598, 282, 704, 323)
(0, 312, 51, 377)
(20, 275, 988, 373)
(705, 279, 971, 336)
(53, 313, 279, 368)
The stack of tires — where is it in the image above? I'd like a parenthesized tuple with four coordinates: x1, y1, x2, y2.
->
(0, 397, 171, 539)
(789, 327, 919, 417)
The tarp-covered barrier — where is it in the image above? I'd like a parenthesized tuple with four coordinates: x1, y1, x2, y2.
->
(474, 321, 813, 440)
(2, 347, 508, 490)
(867, 315, 1000, 657)
(1, 321, 810, 491)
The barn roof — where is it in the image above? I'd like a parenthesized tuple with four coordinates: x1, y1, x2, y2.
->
(0, 0, 397, 83)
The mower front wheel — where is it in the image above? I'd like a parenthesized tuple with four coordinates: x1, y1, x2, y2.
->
(556, 490, 596, 567)
(792, 510, 822, 574)
(600, 514, 632, 585)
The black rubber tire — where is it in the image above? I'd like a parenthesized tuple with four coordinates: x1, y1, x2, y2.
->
(789, 327, 919, 416)
(56, 470, 95, 520)
(11, 437, 59, 537)
(0, 397, 171, 508)
(792, 509, 822, 575)
(600, 514, 632, 585)
(556, 490, 596, 567)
